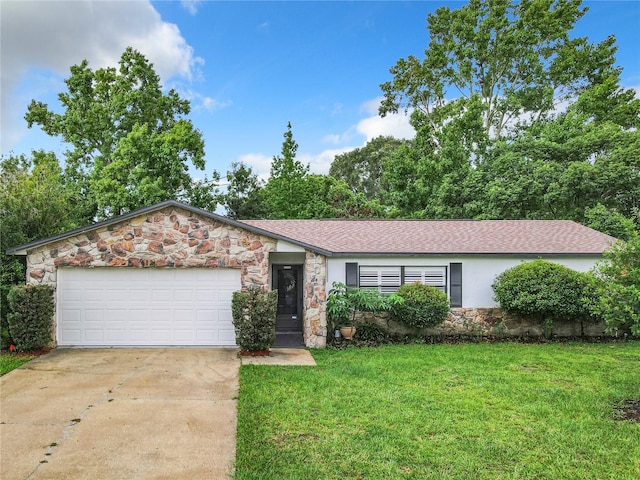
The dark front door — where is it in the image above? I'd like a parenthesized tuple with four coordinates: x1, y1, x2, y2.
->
(274, 265, 303, 333)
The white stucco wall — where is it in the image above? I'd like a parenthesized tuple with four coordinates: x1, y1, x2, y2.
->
(326, 256, 600, 308)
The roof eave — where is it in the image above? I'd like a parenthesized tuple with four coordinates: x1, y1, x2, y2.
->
(326, 251, 606, 257)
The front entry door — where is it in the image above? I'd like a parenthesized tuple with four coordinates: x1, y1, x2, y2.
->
(274, 265, 303, 333)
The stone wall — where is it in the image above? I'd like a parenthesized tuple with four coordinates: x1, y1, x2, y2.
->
(26, 206, 277, 308)
(303, 251, 327, 347)
(356, 308, 608, 338)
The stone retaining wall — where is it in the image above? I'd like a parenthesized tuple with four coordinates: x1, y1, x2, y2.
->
(356, 308, 608, 338)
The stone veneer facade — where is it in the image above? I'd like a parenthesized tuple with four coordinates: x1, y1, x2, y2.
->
(24, 206, 327, 346)
(26, 207, 276, 288)
(357, 308, 607, 338)
(302, 251, 328, 348)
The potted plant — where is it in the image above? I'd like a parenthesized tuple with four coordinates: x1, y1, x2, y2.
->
(327, 282, 398, 341)
(327, 283, 355, 339)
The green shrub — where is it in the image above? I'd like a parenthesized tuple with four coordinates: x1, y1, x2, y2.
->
(588, 234, 640, 336)
(7, 284, 54, 351)
(392, 282, 449, 329)
(327, 282, 403, 331)
(232, 287, 278, 352)
(492, 260, 591, 334)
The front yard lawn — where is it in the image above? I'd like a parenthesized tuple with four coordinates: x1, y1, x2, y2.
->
(236, 342, 640, 480)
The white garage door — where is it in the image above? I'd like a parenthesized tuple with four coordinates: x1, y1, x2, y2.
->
(57, 268, 240, 346)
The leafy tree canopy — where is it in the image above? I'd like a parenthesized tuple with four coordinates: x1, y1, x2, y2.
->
(377, 0, 639, 222)
(222, 162, 265, 220)
(261, 122, 311, 219)
(25, 47, 212, 219)
(380, 0, 626, 146)
(329, 136, 407, 201)
(0, 151, 79, 342)
(589, 234, 640, 335)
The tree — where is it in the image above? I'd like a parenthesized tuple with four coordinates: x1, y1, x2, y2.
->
(463, 108, 640, 222)
(25, 47, 212, 219)
(260, 124, 386, 220)
(584, 204, 637, 241)
(261, 122, 311, 219)
(589, 235, 640, 336)
(222, 162, 265, 220)
(378, 0, 637, 219)
(329, 136, 406, 201)
(0, 151, 79, 347)
(292, 175, 386, 220)
(380, 0, 623, 147)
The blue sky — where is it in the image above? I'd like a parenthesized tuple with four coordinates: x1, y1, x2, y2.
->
(1, 1, 639, 181)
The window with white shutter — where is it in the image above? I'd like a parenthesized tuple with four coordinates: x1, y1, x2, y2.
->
(358, 266, 447, 294)
(359, 266, 401, 293)
(404, 267, 447, 292)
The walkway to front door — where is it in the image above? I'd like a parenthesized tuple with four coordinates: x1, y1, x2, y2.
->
(273, 264, 305, 348)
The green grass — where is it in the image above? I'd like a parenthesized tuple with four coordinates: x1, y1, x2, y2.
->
(0, 353, 34, 376)
(236, 342, 640, 480)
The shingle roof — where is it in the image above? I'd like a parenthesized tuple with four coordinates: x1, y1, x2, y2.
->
(241, 219, 617, 255)
(6, 199, 617, 257)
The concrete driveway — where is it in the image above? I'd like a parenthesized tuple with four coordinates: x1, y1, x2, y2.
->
(0, 348, 240, 480)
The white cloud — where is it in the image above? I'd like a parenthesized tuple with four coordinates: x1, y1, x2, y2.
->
(181, 0, 203, 15)
(0, 0, 204, 153)
(233, 146, 354, 181)
(236, 153, 273, 182)
(356, 98, 415, 142)
(323, 134, 343, 145)
(177, 88, 232, 113)
(299, 147, 355, 176)
(322, 97, 415, 154)
(360, 97, 383, 116)
(199, 97, 233, 112)
(356, 113, 415, 142)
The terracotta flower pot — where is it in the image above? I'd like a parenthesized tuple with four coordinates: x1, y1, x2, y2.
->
(340, 326, 357, 340)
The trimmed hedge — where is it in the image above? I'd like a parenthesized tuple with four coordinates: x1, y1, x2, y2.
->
(7, 284, 54, 351)
(392, 282, 449, 328)
(232, 287, 278, 352)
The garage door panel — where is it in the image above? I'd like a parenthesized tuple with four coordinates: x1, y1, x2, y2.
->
(85, 329, 106, 342)
(219, 308, 233, 323)
(57, 268, 241, 346)
(84, 309, 104, 322)
(218, 329, 236, 343)
(175, 309, 194, 322)
(174, 289, 195, 301)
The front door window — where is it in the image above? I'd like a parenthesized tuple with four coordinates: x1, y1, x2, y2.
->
(275, 265, 302, 332)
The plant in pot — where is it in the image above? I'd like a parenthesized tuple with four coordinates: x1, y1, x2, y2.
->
(327, 282, 398, 341)
(327, 282, 355, 340)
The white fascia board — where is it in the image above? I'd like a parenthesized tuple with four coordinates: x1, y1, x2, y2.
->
(276, 240, 306, 253)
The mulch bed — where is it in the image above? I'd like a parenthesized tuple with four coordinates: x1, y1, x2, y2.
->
(5, 347, 51, 358)
(615, 399, 640, 423)
(240, 349, 270, 357)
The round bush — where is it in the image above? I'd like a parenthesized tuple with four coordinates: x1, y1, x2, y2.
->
(392, 283, 449, 328)
(492, 259, 589, 322)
